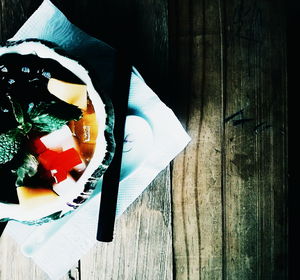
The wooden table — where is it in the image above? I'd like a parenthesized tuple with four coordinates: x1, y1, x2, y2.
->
(0, 0, 288, 279)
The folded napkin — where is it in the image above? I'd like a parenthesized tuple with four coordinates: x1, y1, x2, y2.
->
(4, 0, 190, 279)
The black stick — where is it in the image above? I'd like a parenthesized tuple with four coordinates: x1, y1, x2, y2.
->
(96, 53, 131, 242)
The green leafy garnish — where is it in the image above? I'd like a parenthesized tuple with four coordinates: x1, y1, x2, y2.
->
(12, 153, 39, 187)
(0, 96, 82, 170)
(30, 114, 69, 132)
(0, 128, 23, 164)
(27, 101, 82, 133)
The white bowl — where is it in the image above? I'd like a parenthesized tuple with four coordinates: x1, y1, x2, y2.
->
(0, 39, 115, 225)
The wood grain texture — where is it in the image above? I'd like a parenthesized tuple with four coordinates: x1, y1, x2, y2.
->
(169, 0, 224, 279)
(169, 0, 288, 279)
(223, 1, 287, 279)
(0, 232, 80, 280)
(0, 0, 288, 279)
(81, 169, 172, 280)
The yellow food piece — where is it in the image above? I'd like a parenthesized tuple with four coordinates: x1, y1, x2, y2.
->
(17, 187, 59, 209)
(47, 78, 87, 110)
(69, 99, 98, 144)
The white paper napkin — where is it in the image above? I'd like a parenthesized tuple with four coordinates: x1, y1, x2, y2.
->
(4, 1, 191, 279)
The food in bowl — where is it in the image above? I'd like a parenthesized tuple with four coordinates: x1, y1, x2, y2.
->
(0, 39, 114, 224)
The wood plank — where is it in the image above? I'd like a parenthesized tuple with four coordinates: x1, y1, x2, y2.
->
(170, 0, 288, 279)
(223, 0, 288, 279)
(80, 169, 173, 280)
(0, 0, 288, 279)
(0, 0, 28, 43)
(169, 0, 224, 279)
(0, 231, 80, 280)
(0, 232, 48, 280)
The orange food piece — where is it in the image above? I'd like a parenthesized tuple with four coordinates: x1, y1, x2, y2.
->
(17, 187, 59, 209)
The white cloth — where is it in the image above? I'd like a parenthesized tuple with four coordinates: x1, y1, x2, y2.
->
(5, 1, 191, 279)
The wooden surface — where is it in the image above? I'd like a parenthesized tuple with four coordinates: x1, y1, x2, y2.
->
(0, 0, 288, 279)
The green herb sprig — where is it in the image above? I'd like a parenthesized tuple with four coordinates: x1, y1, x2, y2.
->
(0, 94, 82, 186)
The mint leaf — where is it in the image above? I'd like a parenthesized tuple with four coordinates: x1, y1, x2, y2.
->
(30, 113, 68, 132)
(44, 100, 83, 122)
(12, 153, 38, 187)
(28, 101, 82, 133)
(0, 129, 23, 164)
(0, 98, 82, 166)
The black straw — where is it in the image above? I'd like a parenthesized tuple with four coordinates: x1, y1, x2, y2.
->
(96, 53, 131, 242)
